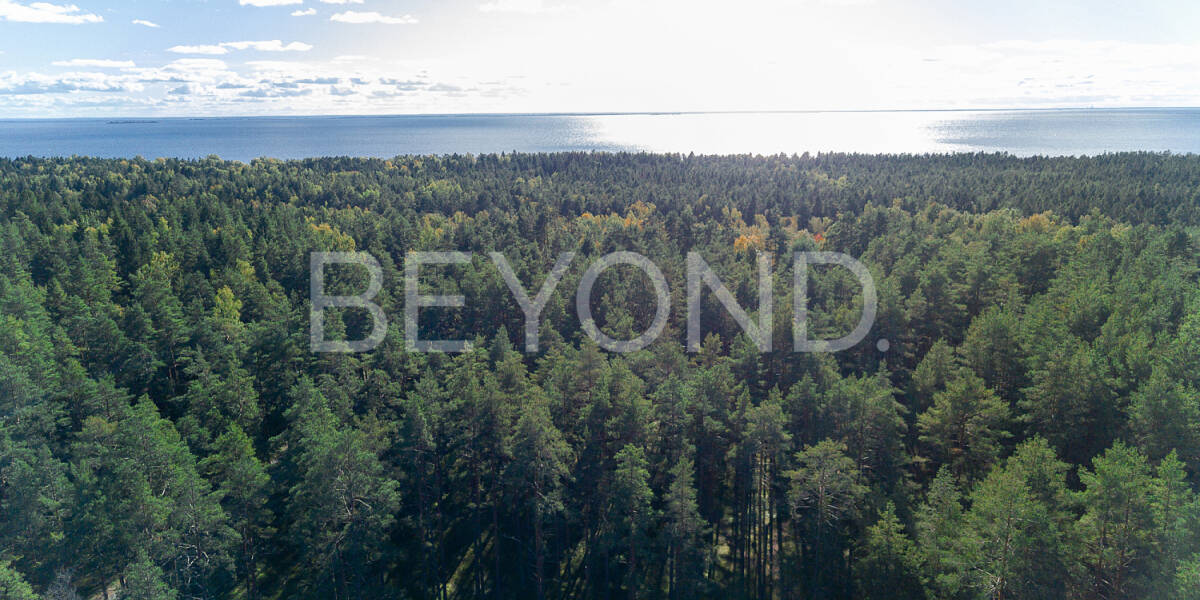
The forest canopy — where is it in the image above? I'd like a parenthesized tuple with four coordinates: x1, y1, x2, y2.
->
(1, 152, 1200, 599)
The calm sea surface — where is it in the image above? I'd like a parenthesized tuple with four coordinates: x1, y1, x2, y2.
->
(2, 109, 1199, 161)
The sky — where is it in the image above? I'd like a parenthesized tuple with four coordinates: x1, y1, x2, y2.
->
(2, 0, 1200, 117)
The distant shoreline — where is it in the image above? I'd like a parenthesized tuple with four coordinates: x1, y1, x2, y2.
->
(4, 106, 1200, 123)
(4, 109, 1200, 160)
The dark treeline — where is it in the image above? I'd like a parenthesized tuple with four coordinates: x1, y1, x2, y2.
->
(1, 152, 1200, 599)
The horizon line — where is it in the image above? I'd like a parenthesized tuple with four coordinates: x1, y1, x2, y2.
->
(3, 105, 1200, 122)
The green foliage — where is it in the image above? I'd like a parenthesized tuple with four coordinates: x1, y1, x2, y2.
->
(505, 395, 570, 600)
(662, 453, 708, 600)
(1076, 442, 1161, 599)
(610, 444, 654, 597)
(854, 503, 927, 600)
(961, 455, 1070, 599)
(0, 153, 1198, 599)
(121, 552, 178, 600)
(787, 440, 865, 529)
(787, 440, 866, 598)
(915, 468, 968, 599)
(917, 372, 1009, 482)
(281, 378, 400, 598)
(1177, 555, 1200, 600)
(0, 561, 37, 600)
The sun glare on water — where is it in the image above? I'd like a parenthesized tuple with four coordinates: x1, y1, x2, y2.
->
(580, 111, 972, 155)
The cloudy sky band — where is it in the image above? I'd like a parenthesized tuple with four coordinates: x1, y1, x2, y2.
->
(2, 0, 1200, 117)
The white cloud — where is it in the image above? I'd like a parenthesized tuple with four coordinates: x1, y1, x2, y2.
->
(0, 0, 102, 24)
(162, 58, 230, 74)
(168, 44, 228, 55)
(0, 70, 132, 95)
(222, 40, 313, 52)
(291, 8, 316, 16)
(168, 40, 313, 55)
(330, 10, 417, 24)
(52, 58, 136, 68)
(238, 0, 302, 5)
(131, 19, 159, 28)
(0, 53, 525, 116)
(318, 0, 363, 3)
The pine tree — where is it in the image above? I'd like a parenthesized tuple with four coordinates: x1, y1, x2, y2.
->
(662, 453, 708, 600)
(915, 468, 968, 599)
(444, 348, 511, 598)
(685, 360, 738, 543)
(610, 444, 653, 600)
(1129, 370, 1200, 471)
(505, 394, 571, 600)
(1176, 555, 1200, 600)
(1151, 452, 1200, 599)
(1020, 341, 1119, 466)
(0, 561, 37, 600)
(121, 552, 177, 600)
(1077, 442, 1160, 600)
(198, 425, 270, 598)
(129, 252, 190, 398)
(854, 503, 927, 600)
(910, 339, 962, 411)
(813, 370, 907, 488)
(736, 389, 790, 598)
(0, 430, 70, 581)
(396, 373, 445, 600)
(960, 306, 1028, 408)
(786, 440, 866, 599)
(69, 397, 234, 599)
(282, 379, 400, 598)
(177, 346, 261, 452)
(917, 373, 1009, 483)
(961, 462, 1068, 599)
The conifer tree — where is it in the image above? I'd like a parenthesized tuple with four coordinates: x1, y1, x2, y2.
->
(0, 561, 37, 600)
(282, 379, 400, 598)
(1076, 442, 1160, 600)
(610, 444, 653, 600)
(199, 425, 270, 598)
(662, 453, 708, 600)
(506, 394, 571, 600)
(854, 503, 927, 600)
(917, 373, 1009, 482)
